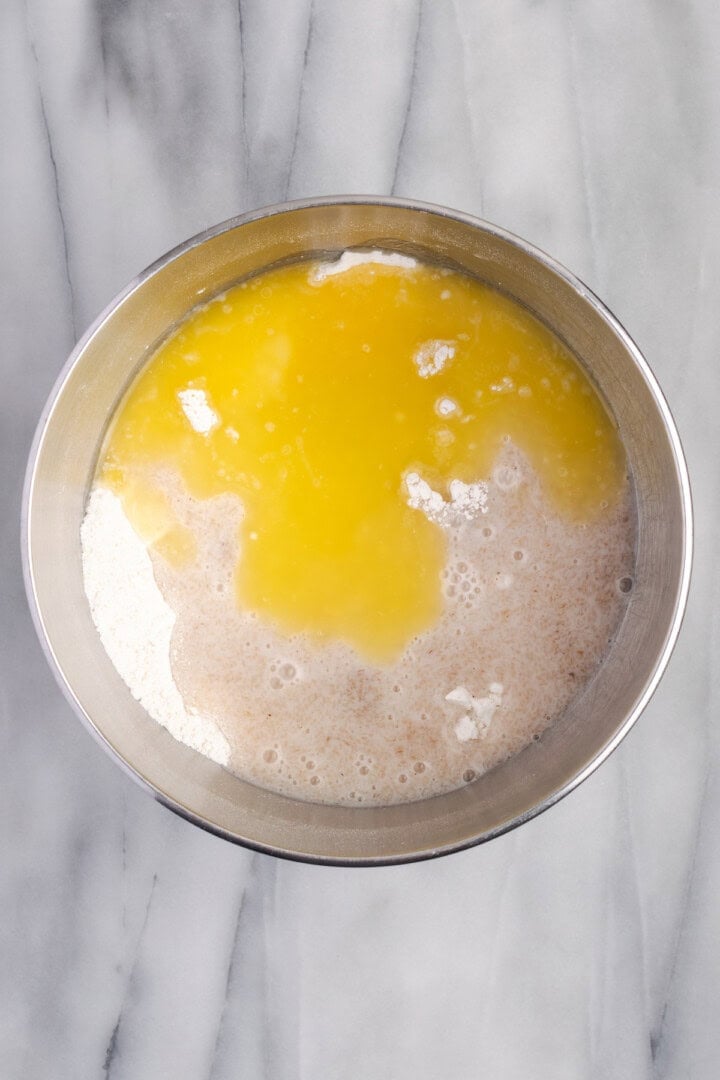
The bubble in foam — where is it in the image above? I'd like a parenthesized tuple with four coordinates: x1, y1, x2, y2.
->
(463, 769, 476, 783)
(493, 463, 521, 491)
(279, 662, 296, 680)
(263, 749, 278, 763)
(618, 576, 633, 594)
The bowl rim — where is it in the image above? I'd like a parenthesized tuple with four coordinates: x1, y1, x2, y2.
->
(21, 195, 694, 865)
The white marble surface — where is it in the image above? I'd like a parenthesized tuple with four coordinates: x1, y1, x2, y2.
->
(1, 1, 718, 1076)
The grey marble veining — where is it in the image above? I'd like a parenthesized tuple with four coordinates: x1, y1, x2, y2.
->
(1, 1, 718, 1077)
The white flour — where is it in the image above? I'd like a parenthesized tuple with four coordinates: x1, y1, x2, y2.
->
(177, 388, 219, 435)
(446, 684, 504, 741)
(404, 471, 488, 526)
(80, 487, 230, 765)
(309, 249, 417, 284)
(413, 340, 456, 378)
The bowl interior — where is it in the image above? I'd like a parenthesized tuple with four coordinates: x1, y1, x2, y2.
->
(24, 200, 690, 864)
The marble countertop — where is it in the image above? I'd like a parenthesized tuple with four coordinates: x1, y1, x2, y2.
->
(2, 1, 718, 1077)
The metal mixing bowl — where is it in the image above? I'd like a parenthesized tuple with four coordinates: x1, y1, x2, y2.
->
(22, 197, 692, 865)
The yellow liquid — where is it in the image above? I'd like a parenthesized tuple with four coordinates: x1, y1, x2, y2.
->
(99, 255, 626, 662)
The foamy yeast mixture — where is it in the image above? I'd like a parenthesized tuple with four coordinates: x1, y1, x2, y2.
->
(81, 251, 635, 806)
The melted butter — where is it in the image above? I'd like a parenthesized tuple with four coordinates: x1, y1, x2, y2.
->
(98, 256, 626, 661)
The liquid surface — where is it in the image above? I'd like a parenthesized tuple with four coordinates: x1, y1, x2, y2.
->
(100, 254, 626, 662)
(83, 251, 634, 806)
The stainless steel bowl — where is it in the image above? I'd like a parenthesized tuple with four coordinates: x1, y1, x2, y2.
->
(22, 197, 692, 865)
